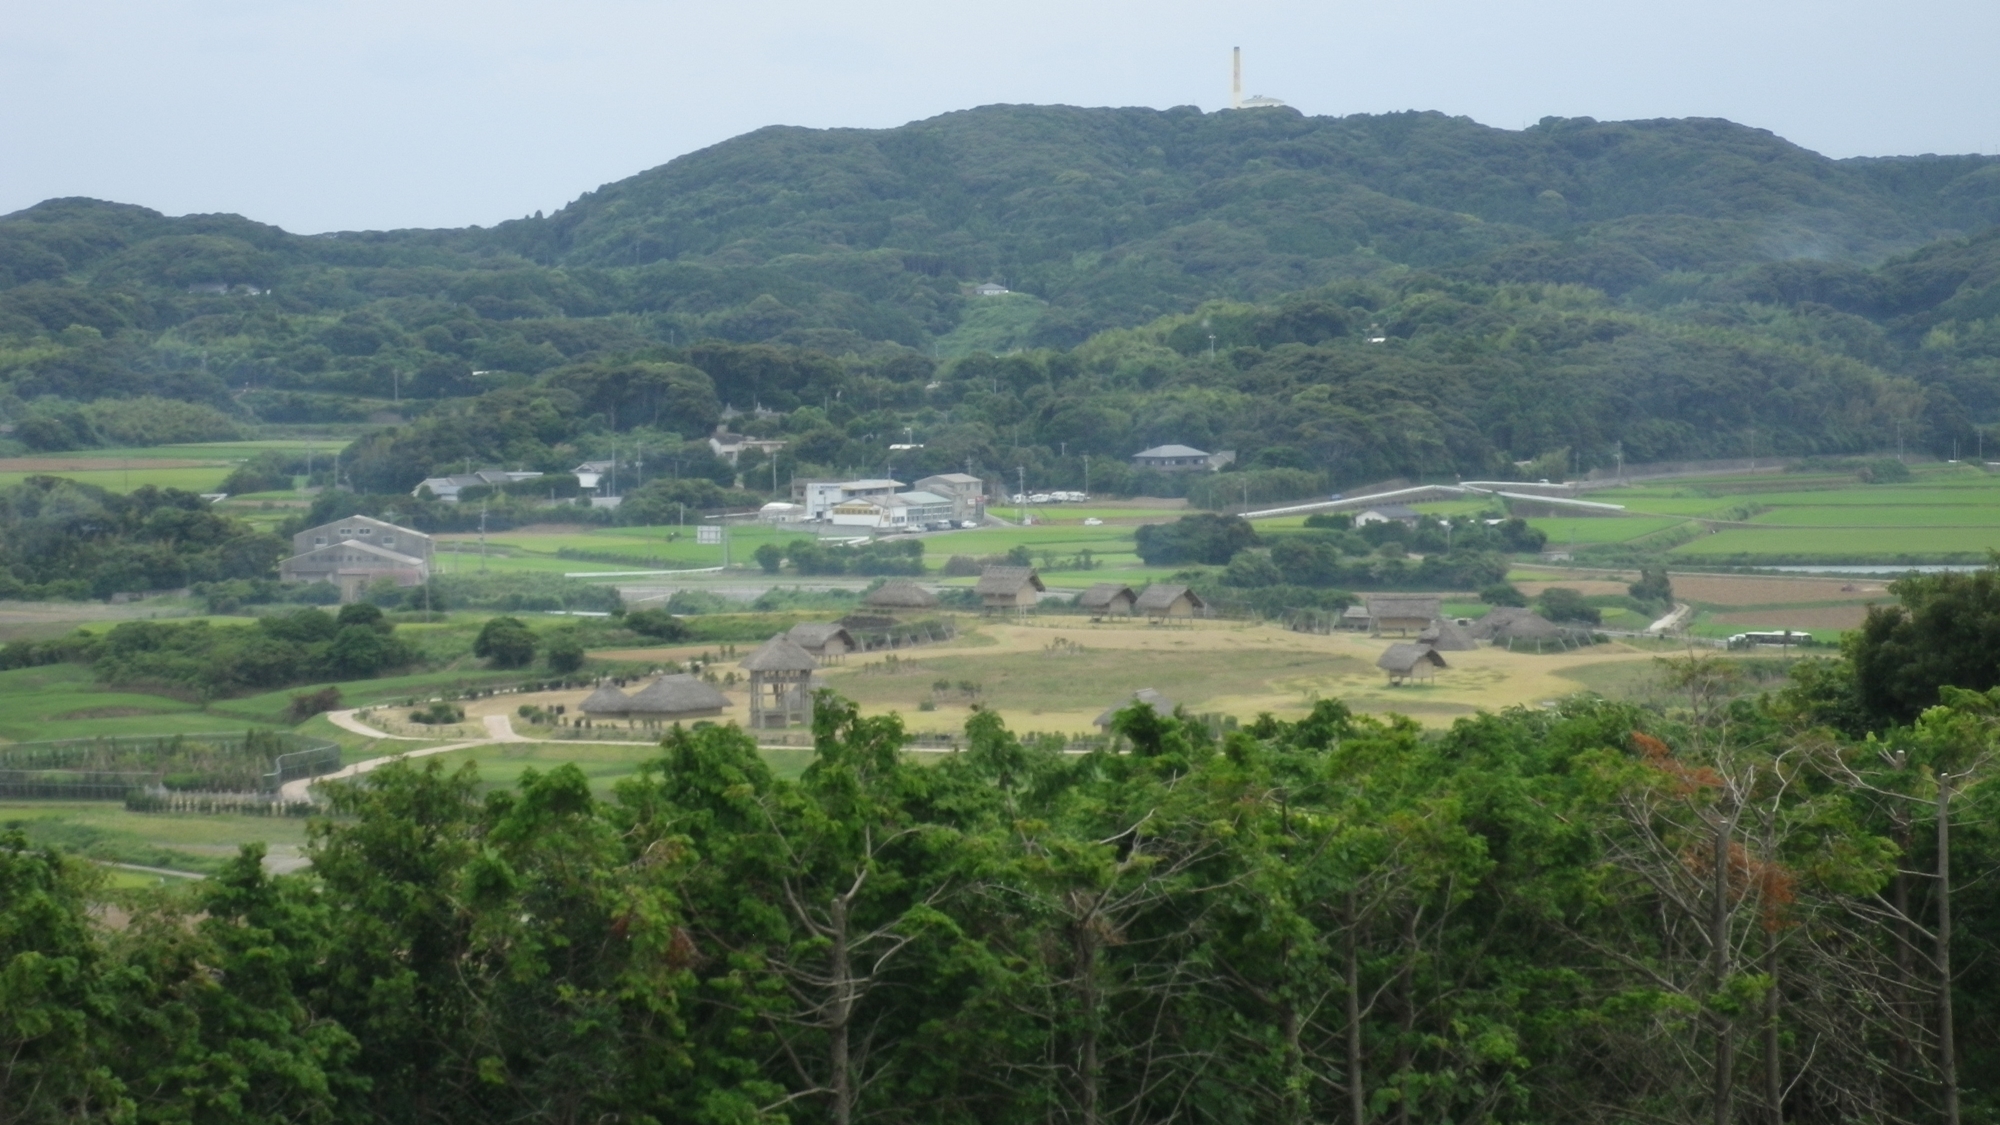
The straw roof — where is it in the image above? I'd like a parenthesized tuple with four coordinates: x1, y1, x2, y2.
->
(975, 566, 1045, 595)
(1078, 583, 1137, 610)
(864, 581, 939, 608)
(1364, 594, 1442, 620)
(787, 623, 855, 651)
(1134, 584, 1204, 614)
(1418, 618, 1477, 652)
(1093, 687, 1176, 728)
(740, 634, 820, 672)
(578, 684, 632, 714)
(1377, 643, 1449, 675)
(1465, 606, 1536, 640)
(626, 674, 729, 715)
(1469, 607, 1569, 643)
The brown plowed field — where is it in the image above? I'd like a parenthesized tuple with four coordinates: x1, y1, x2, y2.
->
(1670, 574, 1888, 606)
(1708, 606, 1872, 630)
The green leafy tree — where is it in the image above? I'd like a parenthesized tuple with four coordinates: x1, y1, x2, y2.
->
(753, 542, 784, 574)
(1537, 586, 1602, 624)
(473, 615, 538, 668)
(544, 629, 585, 674)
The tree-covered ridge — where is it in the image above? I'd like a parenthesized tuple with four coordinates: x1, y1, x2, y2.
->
(8, 106, 2000, 479)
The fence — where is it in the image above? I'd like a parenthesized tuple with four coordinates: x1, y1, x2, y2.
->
(125, 790, 318, 816)
(0, 732, 341, 803)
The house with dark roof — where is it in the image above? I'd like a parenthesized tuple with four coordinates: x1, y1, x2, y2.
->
(1134, 584, 1205, 622)
(1078, 583, 1137, 619)
(975, 567, 1045, 612)
(1354, 503, 1420, 527)
(1377, 643, 1448, 685)
(1129, 444, 1236, 472)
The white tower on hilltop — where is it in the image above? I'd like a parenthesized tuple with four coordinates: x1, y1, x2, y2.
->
(1230, 47, 1288, 110)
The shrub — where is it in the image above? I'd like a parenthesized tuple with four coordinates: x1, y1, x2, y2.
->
(1537, 587, 1601, 624)
(545, 631, 586, 674)
(286, 685, 344, 723)
(409, 701, 465, 724)
(1480, 582, 1528, 607)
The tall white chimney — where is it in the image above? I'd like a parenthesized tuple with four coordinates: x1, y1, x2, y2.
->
(1232, 46, 1242, 110)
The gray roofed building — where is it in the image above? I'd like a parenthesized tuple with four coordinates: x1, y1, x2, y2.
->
(1134, 584, 1205, 620)
(742, 634, 818, 728)
(278, 539, 429, 603)
(1377, 643, 1448, 685)
(1093, 688, 1176, 729)
(863, 581, 939, 609)
(1129, 444, 1236, 472)
(293, 515, 432, 561)
(1354, 503, 1421, 526)
(1340, 604, 1373, 629)
(1078, 583, 1138, 617)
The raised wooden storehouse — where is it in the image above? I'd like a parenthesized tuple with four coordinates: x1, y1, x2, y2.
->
(863, 580, 939, 612)
(1093, 688, 1176, 730)
(1134, 584, 1205, 622)
(741, 635, 820, 728)
(1363, 594, 1441, 636)
(1078, 583, 1138, 619)
(1377, 643, 1448, 685)
(786, 623, 856, 661)
(1340, 604, 1373, 630)
(975, 567, 1045, 613)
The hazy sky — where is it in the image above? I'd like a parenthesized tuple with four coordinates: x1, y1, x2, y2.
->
(4, 0, 1996, 234)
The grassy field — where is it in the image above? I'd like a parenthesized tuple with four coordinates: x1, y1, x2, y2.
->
(1673, 526, 2000, 558)
(0, 439, 334, 495)
(0, 800, 311, 875)
(1529, 516, 1690, 544)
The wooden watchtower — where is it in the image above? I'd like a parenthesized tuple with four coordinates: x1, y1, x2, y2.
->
(741, 634, 819, 728)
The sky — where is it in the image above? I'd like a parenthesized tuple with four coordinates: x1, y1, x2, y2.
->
(4, 0, 1996, 235)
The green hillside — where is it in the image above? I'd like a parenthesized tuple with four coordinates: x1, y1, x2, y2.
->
(7, 104, 2000, 514)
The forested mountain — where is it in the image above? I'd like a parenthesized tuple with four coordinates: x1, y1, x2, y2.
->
(8, 105, 2000, 488)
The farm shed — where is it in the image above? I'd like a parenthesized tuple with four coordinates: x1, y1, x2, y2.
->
(787, 623, 856, 661)
(976, 567, 1046, 612)
(1078, 583, 1138, 618)
(1363, 594, 1441, 636)
(1377, 643, 1448, 685)
(1093, 688, 1177, 729)
(1340, 604, 1373, 630)
(1135, 584, 1205, 621)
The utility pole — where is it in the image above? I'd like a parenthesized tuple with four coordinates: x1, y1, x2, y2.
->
(1018, 466, 1027, 526)
(1614, 440, 1623, 482)
(1083, 454, 1090, 496)
(479, 503, 488, 573)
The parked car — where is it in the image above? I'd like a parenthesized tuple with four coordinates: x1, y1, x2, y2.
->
(1083, 517, 1103, 525)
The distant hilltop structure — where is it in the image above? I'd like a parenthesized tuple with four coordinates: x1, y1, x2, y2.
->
(1229, 47, 1288, 111)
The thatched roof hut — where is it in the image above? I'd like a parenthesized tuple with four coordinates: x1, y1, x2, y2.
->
(625, 674, 729, 718)
(578, 684, 632, 715)
(1363, 594, 1442, 635)
(1134, 584, 1205, 620)
(740, 635, 820, 672)
(864, 581, 939, 610)
(1377, 643, 1448, 685)
(1093, 687, 1176, 729)
(975, 567, 1045, 611)
(1418, 617, 1477, 652)
(787, 623, 856, 659)
(1078, 583, 1137, 617)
